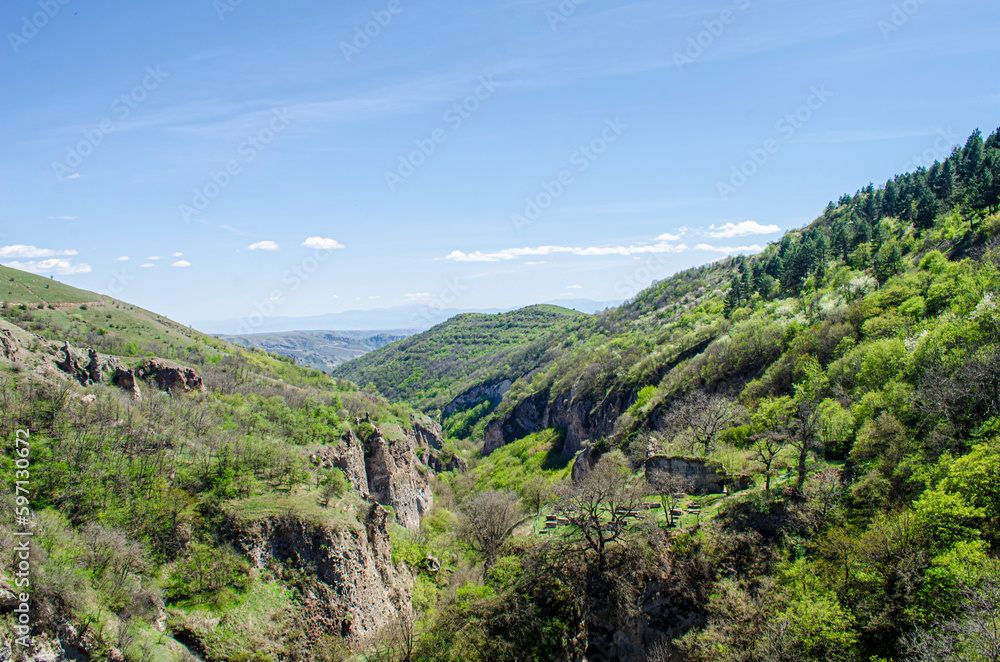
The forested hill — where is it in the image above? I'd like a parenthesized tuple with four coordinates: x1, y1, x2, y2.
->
(341, 126, 1000, 458)
(350, 125, 1000, 661)
(330, 304, 585, 412)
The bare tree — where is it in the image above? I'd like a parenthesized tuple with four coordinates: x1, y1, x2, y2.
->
(457, 490, 525, 572)
(648, 472, 694, 527)
(662, 392, 746, 456)
(556, 451, 648, 572)
(751, 430, 787, 491)
(906, 575, 1000, 661)
(520, 476, 555, 517)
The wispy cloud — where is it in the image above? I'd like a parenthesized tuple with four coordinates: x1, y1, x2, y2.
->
(47, 215, 77, 220)
(140, 263, 155, 268)
(248, 241, 280, 251)
(116, 256, 130, 261)
(173, 252, 184, 257)
(445, 241, 690, 262)
(2, 259, 90, 275)
(171, 260, 192, 268)
(705, 221, 780, 238)
(0, 245, 78, 259)
(695, 243, 764, 253)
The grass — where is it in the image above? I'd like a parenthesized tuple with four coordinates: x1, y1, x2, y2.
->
(0, 264, 100, 304)
(225, 483, 368, 531)
(167, 580, 293, 661)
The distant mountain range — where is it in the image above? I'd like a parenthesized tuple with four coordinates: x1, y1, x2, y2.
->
(221, 329, 418, 371)
(190, 299, 622, 335)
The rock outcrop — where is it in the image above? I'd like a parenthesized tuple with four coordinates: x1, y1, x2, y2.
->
(365, 429, 433, 531)
(0, 328, 18, 361)
(313, 430, 369, 498)
(312, 422, 435, 530)
(56, 341, 96, 386)
(226, 504, 412, 641)
(137, 359, 206, 394)
(484, 388, 631, 457)
(52, 343, 204, 399)
(112, 366, 142, 401)
(443, 379, 512, 415)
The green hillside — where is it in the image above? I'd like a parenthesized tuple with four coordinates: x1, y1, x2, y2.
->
(331, 304, 586, 411)
(0, 264, 101, 304)
(2, 127, 1000, 662)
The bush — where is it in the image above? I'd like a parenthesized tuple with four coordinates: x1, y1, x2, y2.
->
(167, 543, 251, 602)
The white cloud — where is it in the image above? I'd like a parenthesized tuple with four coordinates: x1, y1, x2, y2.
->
(2, 259, 90, 275)
(248, 241, 280, 251)
(173, 252, 184, 257)
(332, 294, 339, 299)
(445, 241, 689, 262)
(695, 243, 764, 254)
(147, 255, 162, 261)
(171, 260, 192, 268)
(116, 256, 129, 261)
(525, 261, 547, 265)
(705, 221, 780, 238)
(66, 173, 81, 180)
(656, 233, 682, 241)
(302, 236, 345, 250)
(140, 263, 154, 268)
(0, 245, 78, 259)
(404, 292, 430, 300)
(566, 285, 583, 289)
(369, 295, 381, 300)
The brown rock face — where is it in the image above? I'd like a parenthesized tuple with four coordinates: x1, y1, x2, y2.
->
(227, 505, 412, 642)
(314, 430, 370, 498)
(0, 329, 18, 361)
(112, 366, 142, 401)
(56, 341, 95, 386)
(137, 359, 206, 394)
(365, 431, 433, 531)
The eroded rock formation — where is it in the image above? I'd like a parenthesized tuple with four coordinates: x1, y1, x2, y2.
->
(226, 504, 412, 641)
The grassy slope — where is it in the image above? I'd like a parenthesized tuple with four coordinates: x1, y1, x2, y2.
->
(0, 264, 101, 304)
(331, 304, 586, 411)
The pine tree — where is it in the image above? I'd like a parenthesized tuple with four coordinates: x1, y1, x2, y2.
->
(913, 179, 939, 231)
(882, 179, 899, 218)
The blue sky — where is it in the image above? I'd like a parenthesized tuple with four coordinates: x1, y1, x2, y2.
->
(1, 0, 997, 328)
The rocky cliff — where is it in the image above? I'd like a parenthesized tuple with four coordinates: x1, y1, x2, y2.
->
(52, 341, 206, 399)
(226, 504, 412, 642)
(484, 387, 632, 457)
(312, 419, 436, 531)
